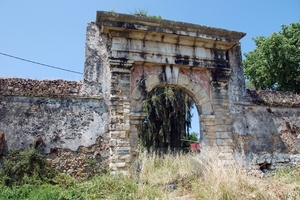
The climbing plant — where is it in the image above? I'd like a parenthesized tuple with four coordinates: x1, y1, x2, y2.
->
(141, 86, 194, 149)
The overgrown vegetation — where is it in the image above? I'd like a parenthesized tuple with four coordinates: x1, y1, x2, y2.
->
(0, 149, 58, 188)
(141, 86, 194, 149)
(1, 148, 299, 199)
(131, 7, 162, 19)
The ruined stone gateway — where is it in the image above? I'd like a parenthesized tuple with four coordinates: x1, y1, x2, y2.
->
(0, 11, 299, 174)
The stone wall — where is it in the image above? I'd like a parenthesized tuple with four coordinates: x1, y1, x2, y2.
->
(231, 90, 300, 170)
(227, 44, 300, 169)
(0, 78, 81, 97)
(0, 78, 110, 176)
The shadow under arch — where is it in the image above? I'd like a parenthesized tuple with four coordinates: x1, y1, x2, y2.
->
(130, 72, 214, 149)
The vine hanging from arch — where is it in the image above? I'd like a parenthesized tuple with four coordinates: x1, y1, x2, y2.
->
(141, 86, 194, 149)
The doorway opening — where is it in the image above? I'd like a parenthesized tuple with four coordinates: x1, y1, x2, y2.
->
(139, 86, 200, 153)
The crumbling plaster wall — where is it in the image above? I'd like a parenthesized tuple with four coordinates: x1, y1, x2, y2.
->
(227, 45, 300, 169)
(232, 104, 300, 169)
(0, 78, 110, 175)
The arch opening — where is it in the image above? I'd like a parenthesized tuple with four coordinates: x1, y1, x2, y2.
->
(130, 69, 213, 154)
(140, 86, 198, 152)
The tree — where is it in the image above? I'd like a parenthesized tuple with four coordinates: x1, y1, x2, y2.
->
(141, 86, 194, 149)
(184, 131, 199, 142)
(243, 22, 300, 93)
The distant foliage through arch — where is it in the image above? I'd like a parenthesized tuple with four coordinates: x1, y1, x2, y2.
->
(141, 86, 194, 149)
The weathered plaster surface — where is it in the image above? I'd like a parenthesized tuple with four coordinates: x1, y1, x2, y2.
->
(82, 22, 111, 97)
(0, 96, 108, 152)
(0, 78, 110, 175)
(232, 105, 300, 169)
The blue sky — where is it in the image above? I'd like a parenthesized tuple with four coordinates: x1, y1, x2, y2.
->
(1, 1, 299, 134)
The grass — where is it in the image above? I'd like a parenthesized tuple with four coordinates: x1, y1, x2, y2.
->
(0, 147, 299, 199)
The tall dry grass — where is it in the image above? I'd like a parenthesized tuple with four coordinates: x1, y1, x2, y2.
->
(132, 146, 300, 200)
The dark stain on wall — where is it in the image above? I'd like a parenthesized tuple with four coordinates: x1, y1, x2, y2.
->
(158, 65, 167, 83)
(175, 55, 190, 65)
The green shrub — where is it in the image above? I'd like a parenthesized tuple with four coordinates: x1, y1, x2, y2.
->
(0, 148, 58, 187)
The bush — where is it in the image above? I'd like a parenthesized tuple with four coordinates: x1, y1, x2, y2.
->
(1, 147, 300, 199)
(0, 148, 58, 187)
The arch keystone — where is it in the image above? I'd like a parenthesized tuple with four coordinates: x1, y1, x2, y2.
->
(145, 75, 160, 92)
(177, 73, 189, 86)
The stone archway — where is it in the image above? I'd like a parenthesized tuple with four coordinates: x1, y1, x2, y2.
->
(130, 64, 215, 153)
(83, 12, 245, 171)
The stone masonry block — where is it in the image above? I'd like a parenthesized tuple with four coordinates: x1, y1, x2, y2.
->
(212, 105, 230, 112)
(123, 102, 131, 109)
(123, 124, 130, 131)
(194, 89, 207, 104)
(130, 138, 138, 148)
(116, 162, 126, 168)
(130, 119, 141, 125)
(215, 125, 232, 132)
(187, 81, 202, 95)
(124, 113, 130, 123)
(115, 124, 123, 131)
(110, 139, 117, 147)
(130, 125, 138, 132)
(216, 132, 232, 139)
(129, 131, 138, 139)
(200, 95, 210, 104)
(201, 121, 215, 126)
(211, 99, 229, 105)
(124, 110, 130, 119)
(131, 86, 144, 100)
(215, 139, 233, 146)
(177, 73, 189, 86)
(146, 75, 160, 92)
(111, 131, 126, 138)
(116, 139, 130, 147)
(200, 114, 215, 122)
(214, 117, 232, 125)
(212, 92, 228, 99)
(130, 100, 143, 113)
(214, 111, 230, 117)
(201, 101, 213, 115)
(202, 125, 215, 133)
(119, 155, 131, 163)
(204, 133, 217, 140)
(205, 139, 215, 146)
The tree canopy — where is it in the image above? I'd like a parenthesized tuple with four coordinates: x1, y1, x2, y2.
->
(243, 22, 300, 93)
(141, 86, 194, 149)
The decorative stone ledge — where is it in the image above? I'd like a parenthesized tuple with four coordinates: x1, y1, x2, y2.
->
(96, 11, 246, 43)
